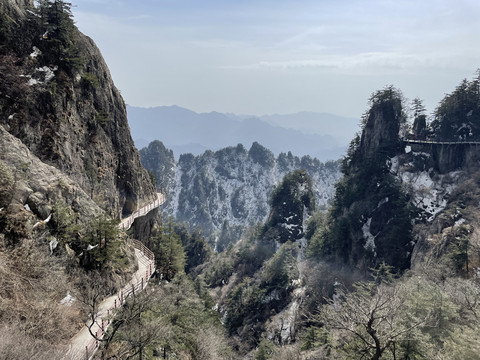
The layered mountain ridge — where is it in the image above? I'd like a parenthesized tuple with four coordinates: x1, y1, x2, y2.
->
(128, 105, 358, 161)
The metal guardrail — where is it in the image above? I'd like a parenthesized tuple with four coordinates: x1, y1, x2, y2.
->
(82, 248, 155, 360)
(120, 193, 165, 231)
(404, 139, 480, 145)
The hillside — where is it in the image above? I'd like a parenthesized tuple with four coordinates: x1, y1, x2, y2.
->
(127, 105, 356, 161)
(0, 1, 162, 357)
(165, 78, 480, 359)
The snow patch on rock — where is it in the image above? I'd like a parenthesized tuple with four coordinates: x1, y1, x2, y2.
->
(391, 155, 463, 222)
(29, 46, 41, 58)
(266, 286, 305, 344)
(60, 291, 75, 306)
(362, 218, 376, 255)
(25, 66, 57, 86)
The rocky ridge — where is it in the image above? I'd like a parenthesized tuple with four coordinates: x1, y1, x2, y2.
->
(140, 141, 341, 245)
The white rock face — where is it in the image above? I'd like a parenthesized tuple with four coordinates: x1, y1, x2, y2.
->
(391, 154, 464, 222)
(162, 145, 342, 240)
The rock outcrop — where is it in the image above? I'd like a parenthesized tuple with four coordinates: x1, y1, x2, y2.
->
(0, 0, 156, 219)
(409, 142, 480, 173)
(360, 89, 404, 158)
(0, 124, 103, 241)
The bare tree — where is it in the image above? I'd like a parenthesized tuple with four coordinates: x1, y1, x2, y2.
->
(77, 275, 164, 360)
(321, 279, 433, 360)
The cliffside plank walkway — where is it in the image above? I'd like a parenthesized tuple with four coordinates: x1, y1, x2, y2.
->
(404, 139, 480, 146)
(63, 193, 165, 360)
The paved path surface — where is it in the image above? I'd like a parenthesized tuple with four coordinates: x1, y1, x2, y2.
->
(63, 249, 151, 360)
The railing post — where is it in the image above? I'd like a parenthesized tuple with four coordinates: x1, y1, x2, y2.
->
(85, 346, 88, 360)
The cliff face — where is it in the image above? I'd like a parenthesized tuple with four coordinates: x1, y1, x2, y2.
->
(0, 2, 159, 356)
(360, 92, 403, 158)
(140, 141, 341, 244)
(409, 142, 480, 173)
(0, 124, 104, 242)
(0, 0, 156, 218)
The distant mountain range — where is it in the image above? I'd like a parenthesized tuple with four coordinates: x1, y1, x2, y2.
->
(127, 105, 360, 161)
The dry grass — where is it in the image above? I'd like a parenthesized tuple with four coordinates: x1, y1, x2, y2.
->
(0, 326, 67, 360)
(0, 237, 82, 356)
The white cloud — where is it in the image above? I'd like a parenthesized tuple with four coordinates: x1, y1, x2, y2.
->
(221, 50, 479, 74)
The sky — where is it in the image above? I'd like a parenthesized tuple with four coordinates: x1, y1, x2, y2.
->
(73, 0, 480, 119)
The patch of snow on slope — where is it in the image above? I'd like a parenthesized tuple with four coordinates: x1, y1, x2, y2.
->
(60, 291, 75, 306)
(29, 46, 41, 58)
(362, 218, 376, 255)
(266, 287, 305, 344)
(400, 171, 453, 221)
(393, 155, 463, 222)
(25, 66, 57, 86)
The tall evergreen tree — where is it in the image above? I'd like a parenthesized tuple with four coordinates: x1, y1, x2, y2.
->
(411, 97, 428, 139)
(431, 72, 480, 141)
(36, 0, 83, 72)
(153, 220, 186, 280)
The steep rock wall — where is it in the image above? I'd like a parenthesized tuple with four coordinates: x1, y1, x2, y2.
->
(0, 0, 156, 218)
(409, 142, 480, 173)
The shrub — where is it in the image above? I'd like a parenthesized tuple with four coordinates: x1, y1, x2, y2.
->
(80, 72, 100, 90)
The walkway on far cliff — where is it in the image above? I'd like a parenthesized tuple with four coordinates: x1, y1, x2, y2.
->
(63, 192, 165, 360)
(404, 139, 480, 146)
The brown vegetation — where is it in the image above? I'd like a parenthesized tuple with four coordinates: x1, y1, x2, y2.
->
(0, 237, 80, 356)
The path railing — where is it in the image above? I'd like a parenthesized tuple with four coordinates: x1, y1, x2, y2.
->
(120, 192, 165, 231)
(404, 139, 480, 145)
(68, 192, 165, 360)
(82, 242, 156, 360)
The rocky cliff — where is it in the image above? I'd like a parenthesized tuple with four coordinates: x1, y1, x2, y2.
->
(310, 85, 480, 272)
(0, 1, 159, 357)
(0, 0, 156, 219)
(140, 141, 341, 246)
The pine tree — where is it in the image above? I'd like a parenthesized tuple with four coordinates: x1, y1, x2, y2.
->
(84, 216, 120, 270)
(154, 221, 186, 280)
(431, 72, 480, 141)
(36, 0, 83, 72)
(411, 97, 427, 139)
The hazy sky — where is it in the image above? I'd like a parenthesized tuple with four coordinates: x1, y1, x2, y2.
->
(73, 0, 480, 118)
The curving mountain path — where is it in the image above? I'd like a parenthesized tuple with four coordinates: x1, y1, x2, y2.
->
(62, 193, 165, 360)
